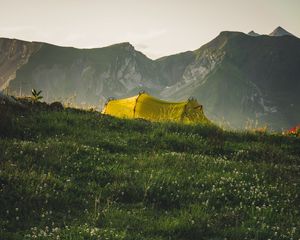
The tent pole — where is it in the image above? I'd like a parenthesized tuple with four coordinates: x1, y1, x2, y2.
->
(133, 92, 144, 118)
(180, 102, 189, 123)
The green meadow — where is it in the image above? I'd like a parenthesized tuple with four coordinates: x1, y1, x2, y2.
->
(0, 103, 299, 240)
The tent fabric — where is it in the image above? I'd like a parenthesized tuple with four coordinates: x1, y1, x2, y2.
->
(102, 92, 210, 124)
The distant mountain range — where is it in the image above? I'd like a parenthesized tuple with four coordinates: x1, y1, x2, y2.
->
(1, 27, 299, 130)
(248, 26, 295, 37)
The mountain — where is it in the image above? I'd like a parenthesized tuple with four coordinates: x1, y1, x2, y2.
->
(2, 30, 300, 130)
(248, 31, 260, 37)
(155, 51, 196, 86)
(0, 38, 41, 89)
(247, 27, 296, 38)
(161, 31, 300, 129)
(6, 41, 164, 105)
(269, 26, 294, 37)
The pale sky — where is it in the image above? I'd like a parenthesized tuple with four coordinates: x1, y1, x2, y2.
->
(0, 0, 299, 59)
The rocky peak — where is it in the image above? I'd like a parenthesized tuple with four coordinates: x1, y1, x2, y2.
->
(117, 42, 135, 52)
(248, 31, 260, 37)
(269, 26, 294, 37)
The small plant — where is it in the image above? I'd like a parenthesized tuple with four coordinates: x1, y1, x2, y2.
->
(31, 89, 43, 102)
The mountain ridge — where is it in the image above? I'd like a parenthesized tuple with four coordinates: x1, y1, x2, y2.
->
(248, 31, 260, 37)
(269, 26, 294, 37)
(1, 28, 300, 130)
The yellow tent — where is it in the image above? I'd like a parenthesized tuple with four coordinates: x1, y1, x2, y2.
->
(101, 92, 210, 124)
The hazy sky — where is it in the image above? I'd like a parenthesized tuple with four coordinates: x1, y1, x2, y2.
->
(0, 0, 299, 59)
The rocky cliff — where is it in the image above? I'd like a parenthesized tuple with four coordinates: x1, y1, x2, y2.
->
(7, 42, 163, 106)
(0, 38, 41, 89)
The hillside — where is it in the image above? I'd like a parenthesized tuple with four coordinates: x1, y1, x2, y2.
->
(0, 38, 41, 89)
(6, 42, 163, 106)
(2, 27, 300, 130)
(162, 31, 300, 130)
(0, 100, 300, 239)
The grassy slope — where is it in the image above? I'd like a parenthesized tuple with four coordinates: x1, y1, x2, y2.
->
(0, 104, 300, 240)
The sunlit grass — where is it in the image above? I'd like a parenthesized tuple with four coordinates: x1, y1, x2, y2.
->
(0, 106, 299, 239)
